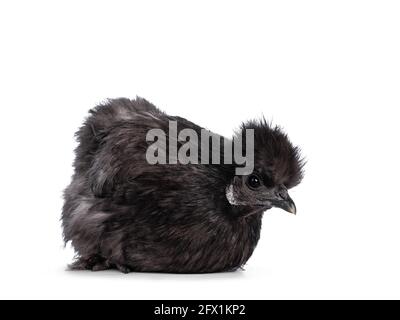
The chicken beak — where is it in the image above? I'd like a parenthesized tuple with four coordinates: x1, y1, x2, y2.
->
(271, 196, 297, 215)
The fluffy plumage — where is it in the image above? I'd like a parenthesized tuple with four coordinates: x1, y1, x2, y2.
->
(62, 97, 304, 273)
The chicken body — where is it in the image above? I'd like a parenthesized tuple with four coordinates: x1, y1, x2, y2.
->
(62, 97, 303, 273)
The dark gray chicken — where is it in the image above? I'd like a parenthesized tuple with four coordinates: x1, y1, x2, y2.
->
(62, 97, 304, 273)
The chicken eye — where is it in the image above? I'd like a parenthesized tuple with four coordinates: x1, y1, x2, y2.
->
(247, 174, 261, 189)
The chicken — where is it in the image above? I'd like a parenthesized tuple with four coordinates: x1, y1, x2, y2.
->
(62, 97, 304, 273)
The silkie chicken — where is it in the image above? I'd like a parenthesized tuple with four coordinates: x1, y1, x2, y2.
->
(62, 97, 304, 273)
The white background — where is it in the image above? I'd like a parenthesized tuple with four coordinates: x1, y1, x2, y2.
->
(0, 0, 399, 300)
